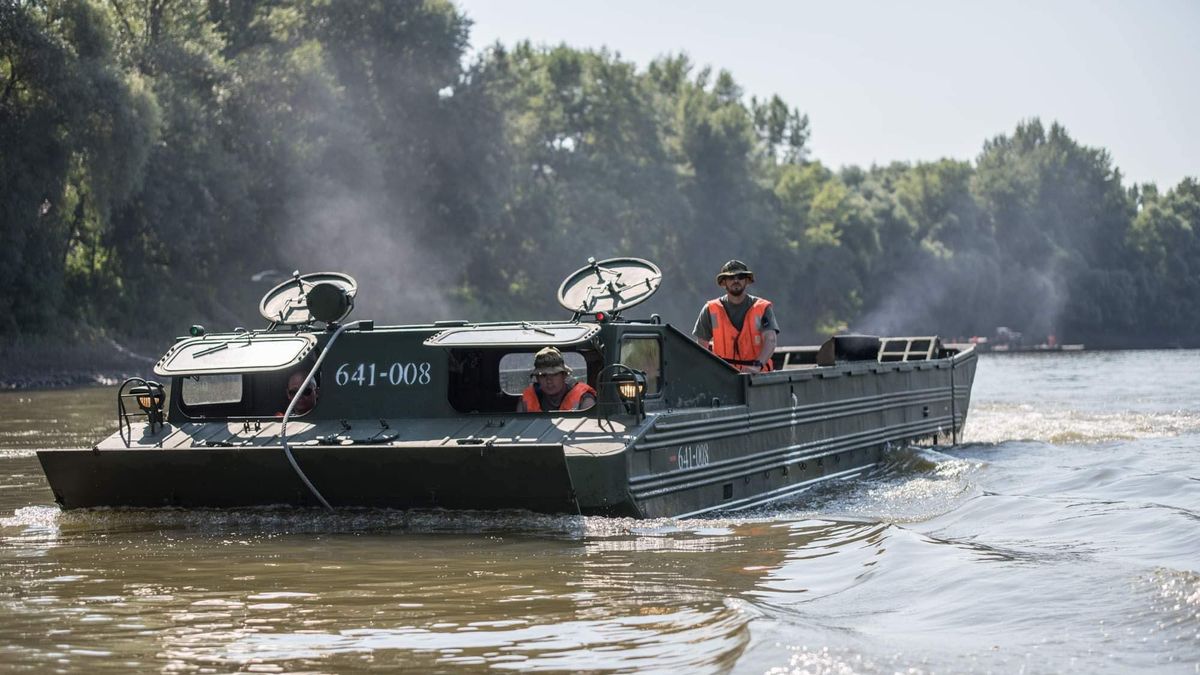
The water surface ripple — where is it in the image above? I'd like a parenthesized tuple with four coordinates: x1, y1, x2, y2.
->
(1, 350, 1198, 673)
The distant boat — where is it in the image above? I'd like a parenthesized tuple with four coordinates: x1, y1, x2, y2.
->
(944, 341, 1085, 354)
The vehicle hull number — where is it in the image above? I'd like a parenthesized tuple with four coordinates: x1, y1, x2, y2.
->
(676, 443, 710, 469)
(335, 362, 432, 387)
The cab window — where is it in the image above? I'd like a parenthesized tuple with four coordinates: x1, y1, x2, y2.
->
(498, 351, 588, 396)
(445, 348, 596, 413)
(619, 335, 662, 395)
(181, 374, 243, 406)
(176, 369, 318, 419)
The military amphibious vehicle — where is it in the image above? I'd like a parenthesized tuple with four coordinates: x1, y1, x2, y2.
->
(37, 258, 977, 518)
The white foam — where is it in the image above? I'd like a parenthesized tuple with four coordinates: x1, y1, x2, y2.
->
(963, 403, 1200, 445)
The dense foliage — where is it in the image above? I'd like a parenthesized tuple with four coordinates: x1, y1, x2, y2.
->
(3, 0, 1198, 346)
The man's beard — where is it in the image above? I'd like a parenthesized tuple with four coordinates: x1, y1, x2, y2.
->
(726, 285, 746, 298)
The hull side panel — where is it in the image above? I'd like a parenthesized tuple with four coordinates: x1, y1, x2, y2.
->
(629, 357, 972, 518)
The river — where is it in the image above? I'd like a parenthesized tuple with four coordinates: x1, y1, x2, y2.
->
(1, 351, 1197, 673)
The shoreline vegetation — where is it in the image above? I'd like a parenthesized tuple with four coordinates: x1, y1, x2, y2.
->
(3, 1, 1198, 352)
(0, 335, 159, 390)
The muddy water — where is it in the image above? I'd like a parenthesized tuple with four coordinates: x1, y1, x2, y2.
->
(1, 351, 1198, 673)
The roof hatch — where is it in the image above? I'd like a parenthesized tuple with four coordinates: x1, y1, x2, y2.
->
(154, 333, 317, 377)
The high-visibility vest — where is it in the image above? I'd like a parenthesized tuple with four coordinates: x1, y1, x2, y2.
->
(706, 297, 774, 372)
(521, 381, 597, 412)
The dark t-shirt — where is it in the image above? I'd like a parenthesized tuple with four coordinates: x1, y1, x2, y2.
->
(692, 294, 780, 341)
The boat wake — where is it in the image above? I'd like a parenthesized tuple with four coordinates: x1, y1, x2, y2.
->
(1, 504, 593, 539)
(719, 445, 983, 526)
(963, 402, 1200, 444)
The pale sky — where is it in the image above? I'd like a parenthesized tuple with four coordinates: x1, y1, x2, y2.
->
(455, 0, 1198, 189)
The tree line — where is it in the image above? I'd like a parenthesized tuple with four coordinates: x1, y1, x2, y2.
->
(3, 0, 1198, 348)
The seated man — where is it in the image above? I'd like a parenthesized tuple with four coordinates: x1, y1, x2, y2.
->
(517, 347, 596, 412)
(278, 370, 319, 416)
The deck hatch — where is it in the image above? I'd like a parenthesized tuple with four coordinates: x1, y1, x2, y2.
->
(154, 333, 317, 376)
(424, 323, 600, 348)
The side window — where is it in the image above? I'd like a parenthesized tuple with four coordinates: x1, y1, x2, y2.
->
(620, 336, 662, 395)
(498, 351, 588, 396)
(181, 374, 244, 406)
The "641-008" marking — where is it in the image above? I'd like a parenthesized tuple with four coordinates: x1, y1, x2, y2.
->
(335, 362, 431, 387)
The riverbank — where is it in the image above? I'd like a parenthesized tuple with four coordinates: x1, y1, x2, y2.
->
(0, 335, 160, 389)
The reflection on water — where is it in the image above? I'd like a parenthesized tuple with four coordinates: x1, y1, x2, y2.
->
(0, 386, 114, 452)
(1, 492, 771, 672)
(2, 353, 1199, 673)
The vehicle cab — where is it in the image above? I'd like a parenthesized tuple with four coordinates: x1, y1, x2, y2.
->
(150, 258, 736, 427)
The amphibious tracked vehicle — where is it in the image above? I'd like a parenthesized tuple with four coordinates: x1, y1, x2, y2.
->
(38, 258, 977, 518)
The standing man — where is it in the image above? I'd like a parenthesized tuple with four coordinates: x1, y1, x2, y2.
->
(517, 347, 597, 412)
(693, 260, 779, 373)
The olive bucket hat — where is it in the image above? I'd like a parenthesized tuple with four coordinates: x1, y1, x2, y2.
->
(716, 259, 755, 285)
(531, 346, 572, 376)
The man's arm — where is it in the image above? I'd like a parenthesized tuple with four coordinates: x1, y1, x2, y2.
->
(753, 305, 780, 371)
(692, 306, 712, 346)
(577, 393, 597, 411)
(755, 330, 777, 370)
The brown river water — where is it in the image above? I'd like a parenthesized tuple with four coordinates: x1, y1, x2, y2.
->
(1, 351, 1198, 673)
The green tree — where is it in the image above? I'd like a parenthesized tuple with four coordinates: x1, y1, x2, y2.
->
(751, 93, 808, 164)
(1126, 178, 1200, 344)
(972, 119, 1134, 342)
(1, 0, 157, 333)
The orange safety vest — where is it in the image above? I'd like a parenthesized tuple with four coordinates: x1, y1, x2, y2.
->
(707, 297, 774, 372)
(521, 381, 597, 412)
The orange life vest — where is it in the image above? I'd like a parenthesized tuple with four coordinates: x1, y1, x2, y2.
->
(521, 381, 597, 412)
(706, 297, 774, 372)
